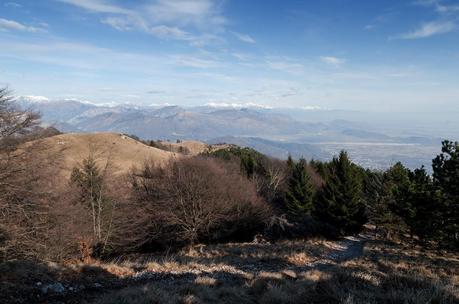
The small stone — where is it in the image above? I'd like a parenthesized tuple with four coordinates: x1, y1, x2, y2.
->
(41, 282, 65, 294)
(282, 270, 297, 279)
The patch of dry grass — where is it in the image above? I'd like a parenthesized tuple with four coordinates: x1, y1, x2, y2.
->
(121, 238, 330, 270)
(91, 239, 458, 304)
(2, 238, 458, 303)
(21, 132, 178, 178)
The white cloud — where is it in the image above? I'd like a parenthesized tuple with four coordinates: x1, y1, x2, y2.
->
(204, 102, 324, 110)
(15, 95, 50, 103)
(205, 102, 273, 109)
(398, 21, 455, 39)
(231, 31, 256, 43)
(149, 25, 192, 40)
(101, 15, 218, 45)
(437, 5, 459, 13)
(4, 2, 22, 8)
(300, 105, 323, 110)
(59, 0, 226, 45)
(57, 0, 131, 14)
(0, 38, 162, 72)
(0, 36, 228, 76)
(0, 18, 47, 33)
(101, 17, 133, 31)
(320, 56, 345, 66)
(145, 0, 225, 28)
(413, 0, 438, 7)
(415, 0, 459, 14)
(232, 53, 251, 61)
(396, 2, 458, 40)
(172, 55, 220, 68)
(364, 10, 398, 30)
(364, 24, 375, 30)
(265, 58, 304, 74)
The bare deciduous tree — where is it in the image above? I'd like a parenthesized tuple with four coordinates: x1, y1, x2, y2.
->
(70, 148, 121, 257)
(0, 87, 40, 149)
(0, 87, 85, 262)
(0, 87, 59, 261)
(114, 157, 270, 252)
(258, 158, 289, 201)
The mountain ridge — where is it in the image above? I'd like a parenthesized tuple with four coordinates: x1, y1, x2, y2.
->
(16, 97, 445, 170)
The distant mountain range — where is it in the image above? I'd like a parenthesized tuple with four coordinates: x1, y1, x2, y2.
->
(17, 97, 320, 140)
(16, 96, 449, 170)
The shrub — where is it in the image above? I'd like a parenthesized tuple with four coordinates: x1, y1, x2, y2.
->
(113, 157, 271, 252)
(264, 214, 339, 241)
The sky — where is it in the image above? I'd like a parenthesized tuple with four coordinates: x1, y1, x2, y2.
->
(0, 0, 458, 111)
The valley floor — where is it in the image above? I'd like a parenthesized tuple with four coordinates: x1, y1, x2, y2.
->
(2, 234, 458, 304)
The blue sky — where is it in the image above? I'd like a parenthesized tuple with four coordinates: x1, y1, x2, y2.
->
(0, 0, 458, 111)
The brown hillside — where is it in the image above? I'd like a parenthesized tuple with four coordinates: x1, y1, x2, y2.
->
(21, 132, 178, 177)
(158, 140, 231, 155)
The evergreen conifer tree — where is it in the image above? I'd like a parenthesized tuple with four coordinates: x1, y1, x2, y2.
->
(386, 162, 416, 235)
(310, 159, 327, 179)
(286, 154, 294, 169)
(285, 158, 314, 215)
(362, 170, 395, 237)
(313, 151, 366, 235)
(432, 140, 459, 248)
(408, 166, 437, 240)
(240, 153, 255, 177)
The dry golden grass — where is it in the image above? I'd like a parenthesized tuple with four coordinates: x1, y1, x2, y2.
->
(158, 140, 232, 155)
(20, 132, 178, 178)
(2, 238, 458, 303)
(90, 239, 458, 304)
(114, 238, 331, 275)
(18, 133, 229, 182)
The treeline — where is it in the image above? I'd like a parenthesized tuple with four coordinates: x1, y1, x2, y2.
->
(124, 134, 191, 154)
(206, 148, 368, 239)
(0, 87, 458, 263)
(210, 145, 458, 249)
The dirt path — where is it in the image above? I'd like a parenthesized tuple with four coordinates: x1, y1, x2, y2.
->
(304, 234, 367, 270)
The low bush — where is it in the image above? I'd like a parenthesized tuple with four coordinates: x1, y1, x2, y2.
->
(264, 215, 340, 241)
(112, 157, 271, 252)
